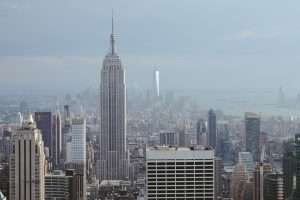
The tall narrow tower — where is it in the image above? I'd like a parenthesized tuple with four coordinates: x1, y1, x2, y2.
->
(97, 14, 128, 181)
(153, 68, 160, 99)
(208, 109, 217, 149)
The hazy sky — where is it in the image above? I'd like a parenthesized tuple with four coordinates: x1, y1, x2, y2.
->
(1, 0, 300, 93)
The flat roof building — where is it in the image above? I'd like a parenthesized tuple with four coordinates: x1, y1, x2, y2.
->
(146, 146, 215, 199)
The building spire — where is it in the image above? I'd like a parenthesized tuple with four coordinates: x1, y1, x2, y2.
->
(110, 9, 115, 54)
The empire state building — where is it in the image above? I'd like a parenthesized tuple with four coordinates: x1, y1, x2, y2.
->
(97, 16, 128, 181)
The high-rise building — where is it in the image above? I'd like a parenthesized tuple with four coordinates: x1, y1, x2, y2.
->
(9, 115, 46, 200)
(52, 110, 62, 167)
(196, 118, 206, 145)
(293, 134, 300, 199)
(65, 164, 86, 200)
(35, 112, 52, 157)
(45, 170, 72, 200)
(62, 105, 71, 161)
(208, 109, 217, 149)
(245, 112, 260, 161)
(282, 140, 296, 199)
(97, 15, 128, 181)
(159, 131, 177, 146)
(146, 146, 215, 199)
(215, 157, 223, 199)
(68, 117, 86, 164)
(231, 163, 251, 200)
(153, 69, 160, 99)
(263, 173, 284, 200)
(238, 152, 254, 178)
(253, 162, 272, 200)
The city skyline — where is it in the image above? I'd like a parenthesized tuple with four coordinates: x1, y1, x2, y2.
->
(1, 2, 300, 200)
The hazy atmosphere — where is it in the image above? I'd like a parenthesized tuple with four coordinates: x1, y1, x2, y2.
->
(1, 0, 300, 92)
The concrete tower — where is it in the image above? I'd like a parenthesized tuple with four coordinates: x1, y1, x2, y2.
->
(208, 109, 217, 149)
(97, 14, 128, 181)
(245, 112, 260, 162)
(52, 109, 62, 167)
(9, 115, 46, 200)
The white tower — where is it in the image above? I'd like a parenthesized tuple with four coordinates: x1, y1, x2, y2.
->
(153, 69, 160, 98)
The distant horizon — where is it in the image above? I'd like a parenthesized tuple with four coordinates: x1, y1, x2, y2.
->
(2, 0, 300, 93)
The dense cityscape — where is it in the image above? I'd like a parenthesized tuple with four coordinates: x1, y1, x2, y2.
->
(2, 4, 300, 200)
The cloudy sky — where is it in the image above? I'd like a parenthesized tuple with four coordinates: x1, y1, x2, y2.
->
(1, 0, 300, 93)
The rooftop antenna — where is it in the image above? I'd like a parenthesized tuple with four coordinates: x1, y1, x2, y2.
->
(110, 9, 115, 54)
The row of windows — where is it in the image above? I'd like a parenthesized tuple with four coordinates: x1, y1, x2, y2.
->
(147, 182, 214, 186)
(148, 162, 213, 166)
(148, 186, 213, 190)
(148, 173, 213, 177)
(148, 194, 214, 197)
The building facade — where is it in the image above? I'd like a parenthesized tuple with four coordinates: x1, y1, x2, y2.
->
(52, 110, 62, 167)
(263, 173, 284, 200)
(34, 112, 52, 157)
(208, 109, 216, 149)
(69, 117, 86, 163)
(146, 146, 215, 199)
(9, 115, 46, 200)
(245, 112, 260, 162)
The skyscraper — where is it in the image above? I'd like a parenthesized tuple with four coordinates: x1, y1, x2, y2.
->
(146, 146, 215, 199)
(68, 117, 86, 164)
(196, 118, 206, 145)
(153, 68, 160, 99)
(208, 109, 217, 149)
(159, 131, 177, 146)
(52, 110, 62, 167)
(97, 15, 128, 181)
(35, 112, 52, 157)
(245, 112, 260, 161)
(253, 162, 272, 200)
(9, 115, 46, 200)
(263, 173, 284, 200)
(62, 105, 71, 161)
(293, 134, 300, 199)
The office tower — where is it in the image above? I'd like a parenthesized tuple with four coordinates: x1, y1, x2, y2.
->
(45, 170, 72, 200)
(35, 112, 52, 156)
(52, 110, 62, 167)
(146, 146, 215, 199)
(159, 131, 177, 146)
(62, 105, 71, 161)
(238, 152, 254, 177)
(177, 128, 187, 147)
(245, 112, 260, 161)
(263, 173, 284, 200)
(196, 118, 206, 145)
(294, 134, 300, 199)
(65, 165, 86, 200)
(97, 15, 128, 181)
(68, 117, 86, 163)
(231, 163, 250, 200)
(208, 109, 217, 148)
(253, 162, 272, 200)
(215, 158, 223, 199)
(282, 140, 296, 199)
(153, 69, 160, 98)
(9, 115, 45, 200)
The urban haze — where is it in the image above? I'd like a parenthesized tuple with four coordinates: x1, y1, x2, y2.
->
(1, 0, 300, 200)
